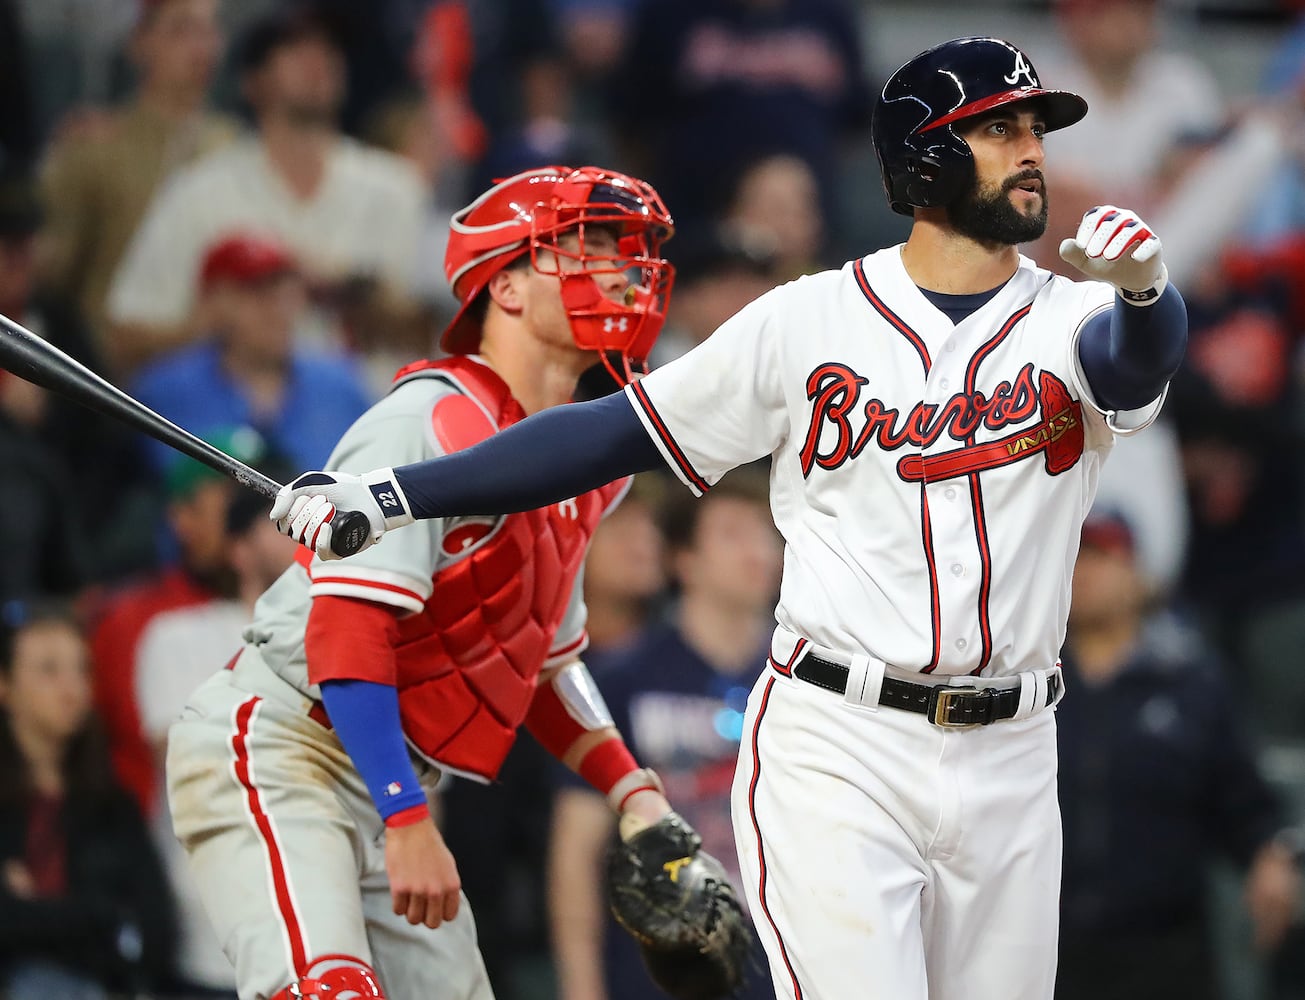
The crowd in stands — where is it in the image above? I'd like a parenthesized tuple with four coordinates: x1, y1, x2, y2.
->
(0, 0, 1303, 997)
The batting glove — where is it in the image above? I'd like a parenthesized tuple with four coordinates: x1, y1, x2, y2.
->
(269, 468, 415, 561)
(1059, 205, 1168, 305)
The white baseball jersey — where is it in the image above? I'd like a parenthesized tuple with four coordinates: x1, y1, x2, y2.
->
(627, 247, 1164, 677)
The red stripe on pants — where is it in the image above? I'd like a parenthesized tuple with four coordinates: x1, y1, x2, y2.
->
(231, 696, 310, 976)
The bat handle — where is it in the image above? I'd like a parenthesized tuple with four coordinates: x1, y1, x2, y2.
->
(329, 509, 376, 558)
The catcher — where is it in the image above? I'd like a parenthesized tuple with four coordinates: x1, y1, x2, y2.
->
(164, 166, 750, 1000)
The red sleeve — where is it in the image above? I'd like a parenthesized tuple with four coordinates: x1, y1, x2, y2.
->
(305, 595, 402, 686)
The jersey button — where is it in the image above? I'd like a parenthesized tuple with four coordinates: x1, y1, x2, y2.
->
(950, 562, 964, 577)
(944, 487, 957, 501)
(940, 377, 951, 389)
(955, 638, 968, 650)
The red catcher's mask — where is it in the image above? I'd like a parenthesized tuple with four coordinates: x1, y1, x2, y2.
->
(441, 165, 675, 384)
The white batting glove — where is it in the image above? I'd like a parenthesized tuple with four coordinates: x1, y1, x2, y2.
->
(1059, 205, 1168, 305)
(269, 467, 415, 561)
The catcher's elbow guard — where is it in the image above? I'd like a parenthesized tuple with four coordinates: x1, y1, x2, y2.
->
(605, 812, 754, 1000)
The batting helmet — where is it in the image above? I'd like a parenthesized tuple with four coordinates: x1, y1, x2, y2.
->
(872, 37, 1088, 216)
(442, 166, 675, 382)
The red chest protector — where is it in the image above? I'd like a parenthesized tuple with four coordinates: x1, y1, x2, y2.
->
(387, 356, 626, 781)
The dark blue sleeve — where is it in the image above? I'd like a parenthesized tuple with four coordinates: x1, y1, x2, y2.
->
(318, 678, 427, 821)
(394, 391, 664, 520)
(1076, 285, 1188, 412)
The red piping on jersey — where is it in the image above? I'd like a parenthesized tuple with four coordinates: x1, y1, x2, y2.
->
(853, 258, 931, 373)
(628, 379, 710, 494)
(309, 575, 426, 606)
(920, 491, 943, 672)
(747, 677, 804, 1000)
(855, 257, 941, 667)
(549, 632, 588, 662)
(768, 637, 808, 677)
(962, 304, 1032, 673)
(231, 697, 309, 977)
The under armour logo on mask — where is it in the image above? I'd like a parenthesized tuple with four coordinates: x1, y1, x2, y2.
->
(604, 316, 629, 334)
(1003, 51, 1038, 88)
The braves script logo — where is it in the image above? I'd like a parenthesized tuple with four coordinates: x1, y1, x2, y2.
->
(1003, 50, 1038, 88)
(799, 361, 1083, 481)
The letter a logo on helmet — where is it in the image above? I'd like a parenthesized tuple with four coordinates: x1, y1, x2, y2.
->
(440, 166, 675, 384)
(871, 37, 1088, 216)
(1003, 50, 1038, 88)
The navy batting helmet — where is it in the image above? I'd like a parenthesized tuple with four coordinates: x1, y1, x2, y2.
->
(872, 37, 1088, 217)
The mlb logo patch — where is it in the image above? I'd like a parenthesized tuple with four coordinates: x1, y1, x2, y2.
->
(385, 781, 403, 797)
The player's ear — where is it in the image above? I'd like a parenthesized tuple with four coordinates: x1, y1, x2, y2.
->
(485, 268, 525, 316)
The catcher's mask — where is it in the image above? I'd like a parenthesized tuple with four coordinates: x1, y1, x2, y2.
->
(872, 36, 1088, 217)
(442, 165, 676, 385)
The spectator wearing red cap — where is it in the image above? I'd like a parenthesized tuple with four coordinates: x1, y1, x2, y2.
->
(106, 3, 428, 379)
(127, 231, 372, 479)
(39, 0, 237, 372)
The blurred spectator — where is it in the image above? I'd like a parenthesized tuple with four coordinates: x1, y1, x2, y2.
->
(1032, 0, 1225, 270)
(1244, 3, 1305, 244)
(612, 0, 873, 245)
(135, 485, 295, 997)
(719, 153, 825, 279)
(472, 58, 611, 200)
(549, 464, 780, 1000)
(0, 0, 38, 169)
(0, 600, 177, 998)
(87, 427, 266, 815)
(38, 0, 236, 361)
(580, 473, 670, 653)
(303, 0, 427, 139)
(1163, 238, 1305, 630)
(546, 0, 638, 84)
(1055, 510, 1301, 1000)
(362, 94, 462, 321)
(0, 170, 156, 582)
(0, 177, 91, 601)
(652, 225, 778, 366)
(106, 2, 428, 376)
(0, 367, 87, 604)
(129, 231, 372, 478)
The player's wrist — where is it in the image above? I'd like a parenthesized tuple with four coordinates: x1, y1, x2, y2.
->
(384, 803, 432, 829)
(362, 467, 415, 530)
(1116, 263, 1168, 307)
(619, 787, 673, 831)
(575, 737, 659, 812)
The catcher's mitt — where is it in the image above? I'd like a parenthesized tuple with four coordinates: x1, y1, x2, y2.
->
(605, 811, 754, 1000)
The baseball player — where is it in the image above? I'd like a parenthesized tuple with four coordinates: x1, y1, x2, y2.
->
(273, 38, 1190, 1000)
(165, 166, 692, 1000)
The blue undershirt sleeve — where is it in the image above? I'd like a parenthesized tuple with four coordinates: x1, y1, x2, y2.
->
(394, 391, 664, 520)
(318, 678, 427, 821)
(1077, 284, 1188, 412)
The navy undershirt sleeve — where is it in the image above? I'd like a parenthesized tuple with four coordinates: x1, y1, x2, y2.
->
(1077, 285, 1188, 412)
(394, 391, 664, 520)
(319, 678, 427, 821)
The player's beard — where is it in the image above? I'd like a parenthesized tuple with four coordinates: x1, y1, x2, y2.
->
(949, 170, 1049, 246)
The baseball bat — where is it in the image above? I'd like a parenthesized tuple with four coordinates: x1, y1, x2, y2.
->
(0, 313, 372, 558)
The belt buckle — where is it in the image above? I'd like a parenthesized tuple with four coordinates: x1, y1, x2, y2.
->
(927, 686, 989, 729)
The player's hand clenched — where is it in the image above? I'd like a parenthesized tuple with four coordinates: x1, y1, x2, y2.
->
(1059, 205, 1168, 305)
(386, 815, 463, 928)
(270, 467, 414, 560)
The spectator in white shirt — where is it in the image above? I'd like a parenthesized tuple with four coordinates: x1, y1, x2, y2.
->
(106, 2, 428, 376)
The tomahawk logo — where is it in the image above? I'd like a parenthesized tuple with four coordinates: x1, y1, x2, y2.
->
(604, 316, 629, 334)
(1003, 50, 1037, 87)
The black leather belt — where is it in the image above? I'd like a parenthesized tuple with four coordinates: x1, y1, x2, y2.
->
(791, 653, 1059, 728)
